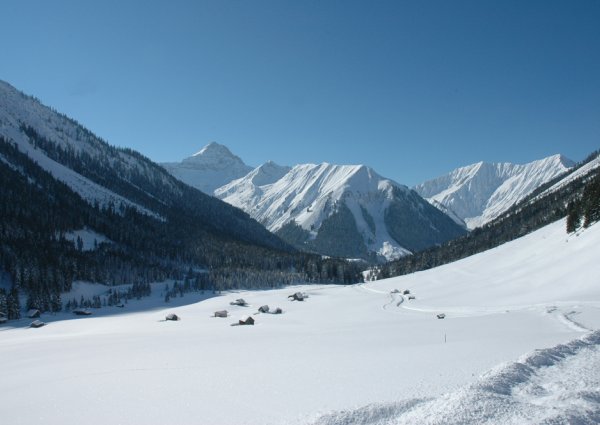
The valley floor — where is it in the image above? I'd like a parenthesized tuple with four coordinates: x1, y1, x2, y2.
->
(1, 219, 599, 424)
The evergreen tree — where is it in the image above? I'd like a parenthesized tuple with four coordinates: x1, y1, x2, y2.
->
(6, 287, 21, 320)
(0, 289, 8, 316)
(566, 201, 581, 233)
(583, 175, 600, 227)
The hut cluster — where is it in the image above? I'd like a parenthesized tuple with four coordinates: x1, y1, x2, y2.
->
(164, 290, 310, 327)
(19, 289, 313, 330)
(20, 306, 95, 328)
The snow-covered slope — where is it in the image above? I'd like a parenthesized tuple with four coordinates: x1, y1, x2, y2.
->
(1, 218, 599, 425)
(531, 154, 600, 203)
(0, 80, 174, 219)
(161, 142, 253, 194)
(0, 79, 293, 257)
(217, 162, 466, 260)
(414, 155, 574, 229)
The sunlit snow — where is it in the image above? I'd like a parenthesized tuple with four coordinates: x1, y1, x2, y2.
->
(1, 218, 599, 424)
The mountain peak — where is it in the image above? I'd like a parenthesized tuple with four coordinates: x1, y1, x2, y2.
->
(552, 153, 576, 168)
(414, 154, 574, 229)
(162, 143, 253, 194)
(185, 142, 242, 164)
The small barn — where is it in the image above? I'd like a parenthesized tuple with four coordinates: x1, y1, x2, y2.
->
(214, 310, 228, 318)
(230, 298, 248, 307)
(166, 313, 180, 321)
(288, 292, 305, 301)
(271, 307, 283, 314)
(238, 315, 255, 325)
(258, 305, 270, 313)
(30, 320, 46, 328)
(437, 313, 446, 319)
(27, 309, 41, 318)
(403, 289, 411, 295)
(73, 308, 92, 316)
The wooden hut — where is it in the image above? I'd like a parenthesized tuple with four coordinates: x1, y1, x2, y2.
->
(258, 305, 270, 313)
(214, 310, 228, 318)
(288, 292, 305, 301)
(238, 315, 255, 325)
(166, 313, 180, 321)
(230, 298, 248, 306)
(30, 320, 46, 328)
(27, 309, 41, 318)
(73, 308, 92, 316)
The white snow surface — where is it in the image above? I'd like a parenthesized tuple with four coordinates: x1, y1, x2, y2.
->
(2, 218, 600, 425)
(217, 162, 412, 259)
(414, 155, 574, 229)
(62, 228, 112, 251)
(161, 142, 254, 194)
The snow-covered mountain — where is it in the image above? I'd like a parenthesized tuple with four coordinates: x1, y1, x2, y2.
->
(0, 80, 173, 219)
(0, 80, 295, 286)
(216, 162, 466, 261)
(161, 143, 253, 194)
(414, 155, 574, 229)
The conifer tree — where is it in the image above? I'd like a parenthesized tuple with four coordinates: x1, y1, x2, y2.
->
(566, 201, 581, 233)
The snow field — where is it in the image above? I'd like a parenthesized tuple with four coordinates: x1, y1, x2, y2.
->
(1, 218, 599, 424)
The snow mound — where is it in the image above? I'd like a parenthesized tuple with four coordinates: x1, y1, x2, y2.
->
(310, 330, 600, 425)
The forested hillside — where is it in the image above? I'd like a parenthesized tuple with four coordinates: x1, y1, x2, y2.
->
(0, 82, 363, 319)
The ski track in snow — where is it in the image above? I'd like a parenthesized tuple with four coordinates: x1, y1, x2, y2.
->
(308, 330, 600, 425)
(357, 280, 600, 332)
(330, 280, 600, 425)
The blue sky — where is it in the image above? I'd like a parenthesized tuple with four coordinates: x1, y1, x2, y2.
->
(1, 0, 598, 186)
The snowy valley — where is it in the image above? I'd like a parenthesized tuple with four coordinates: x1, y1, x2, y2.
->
(1, 79, 599, 425)
(1, 218, 599, 424)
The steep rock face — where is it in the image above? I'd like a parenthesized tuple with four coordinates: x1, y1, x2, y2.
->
(414, 156, 574, 229)
(216, 162, 466, 261)
(161, 142, 253, 194)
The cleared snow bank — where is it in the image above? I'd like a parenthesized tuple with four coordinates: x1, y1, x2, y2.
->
(310, 330, 600, 425)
